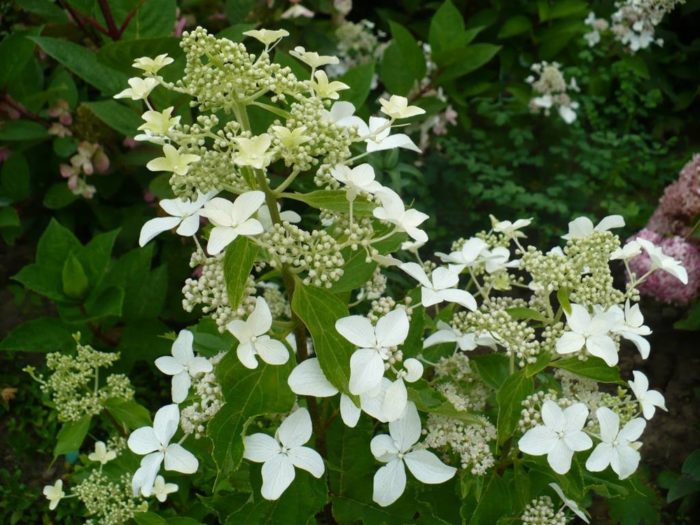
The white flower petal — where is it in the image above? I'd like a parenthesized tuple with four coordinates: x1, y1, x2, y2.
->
(206, 226, 238, 255)
(155, 356, 184, 376)
(287, 446, 325, 478)
(261, 454, 295, 500)
(547, 439, 575, 474)
(288, 358, 338, 397)
(375, 309, 409, 348)
(556, 332, 586, 354)
(153, 404, 179, 446)
(518, 426, 557, 456)
(244, 433, 281, 463)
(349, 349, 385, 395)
(128, 427, 160, 455)
(171, 371, 191, 404)
(339, 394, 361, 427)
(336, 316, 376, 348)
(172, 330, 194, 363)
(278, 408, 312, 448)
(586, 443, 613, 472)
(389, 401, 421, 452)
(381, 378, 408, 422)
(373, 459, 407, 507)
(139, 216, 182, 246)
(404, 449, 456, 484)
(255, 337, 290, 366)
(164, 443, 199, 474)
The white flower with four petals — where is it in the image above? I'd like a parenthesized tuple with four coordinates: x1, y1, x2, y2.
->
(139, 190, 217, 247)
(155, 330, 213, 403)
(400, 262, 477, 311)
(200, 191, 266, 255)
(585, 407, 645, 480)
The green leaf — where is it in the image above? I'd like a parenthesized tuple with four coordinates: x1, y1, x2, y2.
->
(291, 280, 354, 394)
(226, 470, 328, 524)
(104, 398, 151, 429)
(471, 353, 510, 389)
(557, 287, 571, 314)
(329, 248, 376, 294)
(437, 44, 501, 83)
(429, 0, 467, 58)
(225, 0, 257, 22)
(43, 183, 78, 209)
(30, 36, 128, 95)
(0, 317, 74, 352)
(223, 236, 259, 310)
(117, 0, 177, 40)
(62, 253, 89, 299)
(83, 285, 125, 320)
(506, 307, 547, 322)
(469, 472, 514, 524)
(285, 190, 375, 216)
(97, 37, 181, 73)
(380, 22, 426, 96)
(0, 206, 19, 228)
(0, 27, 43, 89)
(83, 100, 143, 137)
(219, 23, 257, 42)
(339, 62, 375, 108)
(541, 0, 588, 21)
(207, 352, 295, 476)
(409, 382, 484, 425)
(18, 0, 68, 23)
(496, 370, 533, 443)
(54, 416, 91, 458)
(607, 475, 661, 525)
(498, 15, 532, 39)
(682, 449, 700, 479)
(133, 512, 167, 525)
(551, 357, 623, 384)
(0, 119, 49, 141)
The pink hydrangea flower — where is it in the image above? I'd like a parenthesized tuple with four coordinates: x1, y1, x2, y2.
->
(649, 155, 700, 236)
(628, 229, 700, 304)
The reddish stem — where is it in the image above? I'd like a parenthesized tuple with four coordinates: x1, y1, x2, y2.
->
(1, 93, 50, 128)
(97, 0, 121, 40)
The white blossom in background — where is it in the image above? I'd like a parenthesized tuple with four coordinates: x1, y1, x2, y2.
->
(114, 77, 159, 100)
(287, 357, 361, 427)
(133, 54, 173, 75)
(331, 163, 383, 201)
(371, 402, 456, 507)
(399, 262, 477, 311)
(585, 407, 645, 479)
(518, 401, 592, 474)
(482, 246, 520, 274)
(636, 238, 689, 284)
(526, 61, 580, 124)
(549, 482, 590, 524)
(610, 239, 643, 260)
(226, 297, 290, 369)
(556, 304, 619, 365)
(155, 330, 213, 403)
(372, 188, 429, 243)
(562, 214, 625, 240)
(88, 441, 117, 465)
(139, 190, 217, 246)
(423, 321, 497, 351)
(379, 95, 425, 120)
(584, 12, 609, 47)
(43, 480, 65, 510)
(363, 116, 421, 153)
(199, 192, 266, 255)
(136, 106, 180, 143)
(128, 404, 198, 497)
(290, 46, 338, 68)
(628, 371, 667, 419)
(151, 476, 178, 502)
(243, 408, 324, 500)
(437, 237, 489, 272)
(146, 144, 200, 176)
(490, 216, 532, 239)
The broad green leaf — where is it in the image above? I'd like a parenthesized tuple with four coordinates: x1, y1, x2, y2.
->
(506, 307, 547, 322)
(17, 0, 68, 23)
(329, 248, 376, 294)
(468, 471, 514, 524)
(30, 36, 128, 95)
(83, 100, 143, 137)
(437, 44, 501, 83)
(133, 513, 167, 525)
(97, 37, 181, 73)
(62, 253, 89, 299)
(557, 287, 571, 314)
(219, 23, 257, 42)
(0, 207, 19, 228)
(339, 62, 375, 108)
(223, 236, 259, 309)
(83, 286, 125, 320)
(409, 382, 483, 425)
(285, 190, 375, 216)
(524, 351, 551, 377)
(0, 27, 43, 89)
(379, 22, 426, 96)
(551, 357, 623, 384)
(116, 0, 177, 40)
(540, 0, 588, 21)
(498, 15, 532, 39)
(471, 353, 510, 389)
(429, 0, 467, 57)
(291, 280, 354, 393)
(54, 416, 92, 458)
(226, 470, 328, 524)
(0, 317, 74, 352)
(496, 370, 534, 443)
(207, 352, 294, 475)
(538, 20, 583, 60)
(43, 183, 78, 209)
(104, 398, 151, 429)
(0, 120, 49, 141)
(607, 475, 662, 525)
(225, 0, 257, 22)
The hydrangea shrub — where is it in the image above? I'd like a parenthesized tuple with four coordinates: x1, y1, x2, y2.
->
(34, 28, 689, 525)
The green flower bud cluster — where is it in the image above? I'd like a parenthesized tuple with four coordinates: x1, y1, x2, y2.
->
(74, 471, 147, 525)
(37, 338, 133, 422)
(521, 496, 567, 525)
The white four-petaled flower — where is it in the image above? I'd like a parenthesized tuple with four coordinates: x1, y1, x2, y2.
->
(399, 262, 477, 311)
(423, 321, 497, 351)
(549, 482, 590, 524)
(243, 407, 325, 500)
(226, 297, 290, 369)
(132, 54, 173, 75)
(43, 480, 65, 510)
(146, 144, 200, 176)
(114, 77, 159, 101)
(608, 301, 652, 359)
(371, 402, 456, 507)
(151, 475, 178, 502)
(363, 116, 421, 153)
(372, 188, 428, 243)
(518, 400, 592, 474)
(200, 191, 266, 255)
(379, 95, 425, 120)
(233, 134, 274, 170)
(555, 304, 619, 366)
(128, 404, 199, 497)
(331, 163, 383, 201)
(636, 238, 689, 284)
(155, 330, 213, 403)
(138, 190, 217, 247)
(585, 407, 645, 480)
(628, 370, 667, 420)
(490, 216, 532, 239)
(562, 215, 625, 240)
(88, 441, 116, 465)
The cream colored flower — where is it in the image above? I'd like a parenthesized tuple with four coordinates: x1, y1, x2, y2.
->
(234, 134, 273, 170)
(271, 125, 311, 149)
(146, 144, 200, 176)
(312, 70, 349, 100)
(114, 77, 158, 101)
(132, 54, 174, 75)
(379, 95, 425, 120)
(88, 441, 117, 465)
(243, 28, 290, 47)
(290, 46, 339, 68)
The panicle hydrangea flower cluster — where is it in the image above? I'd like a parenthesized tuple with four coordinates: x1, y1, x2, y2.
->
(520, 496, 567, 525)
(585, 0, 685, 53)
(34, 28, 681, 520)
(29, 336, 133, 422)
(73, 471, 147, 525)
(526, 62, 580, 124)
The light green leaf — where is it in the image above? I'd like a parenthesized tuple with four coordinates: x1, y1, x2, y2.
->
(284, 190, 375, 216)
(223, 236, 259, 310)
(471, 353, 510, 389)
(0, 317, 75, 352)
(117, 0, 177, 40)
(291, 280, 355, 394)
(104, 398, 151, 429)
(0, 27, 43, 89)
(557, 287, 572, 315)
(43, 183, 78, 209)
(380, 22, 426, 96)
(0, 207, 19, 228)
(498, 15, 532, 39)
(506, 307, 547, 322)
(551, 357, 623, 384)
(437, 44, 501, 83)
(62, 253, 89, 299)
(339, 62, 375, 108)
(54, 416, 91, 458)
(429, 0, 467, 57)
